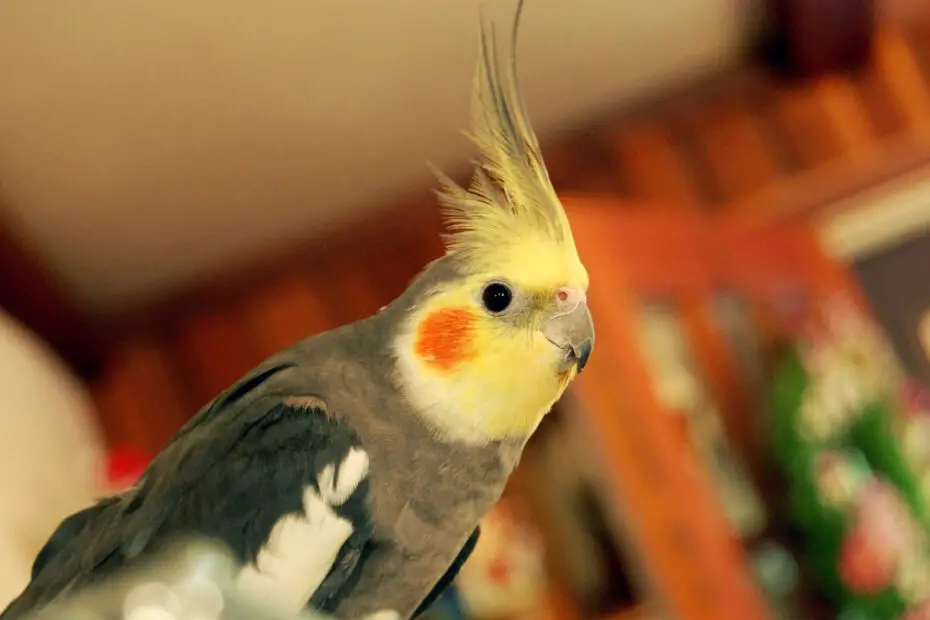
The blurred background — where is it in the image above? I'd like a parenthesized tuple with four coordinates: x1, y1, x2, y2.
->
(1, 0, 930, 618)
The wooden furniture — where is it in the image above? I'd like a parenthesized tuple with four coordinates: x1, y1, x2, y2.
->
(558, 195, 868, 619)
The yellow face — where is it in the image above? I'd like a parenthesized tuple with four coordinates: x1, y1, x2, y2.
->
(393, 244, 593, 445)
(401, 0, 595, 444)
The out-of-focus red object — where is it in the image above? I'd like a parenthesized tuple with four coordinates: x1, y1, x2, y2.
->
(838, 480, 912, 593)
(103, 446, 150, 490)
(903, 600, 930, 620)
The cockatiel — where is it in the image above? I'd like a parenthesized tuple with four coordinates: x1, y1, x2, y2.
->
(1, 1, 594, 619)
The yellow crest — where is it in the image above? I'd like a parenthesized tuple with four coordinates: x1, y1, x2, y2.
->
(432, 0, 585, 288)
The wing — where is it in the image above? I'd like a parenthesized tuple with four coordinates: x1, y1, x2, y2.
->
(29, 497, 121, 580)
(412, 526, 481, 618)
(3, 364, 372, 620)
(24, 540, 342, 620)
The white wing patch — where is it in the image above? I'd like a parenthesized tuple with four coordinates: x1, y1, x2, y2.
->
(236, 447, 370, 616)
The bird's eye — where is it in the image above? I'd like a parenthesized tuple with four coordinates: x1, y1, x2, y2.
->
(481, 282, 513, 314)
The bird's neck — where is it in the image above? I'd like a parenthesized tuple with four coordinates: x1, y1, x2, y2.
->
(390, 334, 559, 446)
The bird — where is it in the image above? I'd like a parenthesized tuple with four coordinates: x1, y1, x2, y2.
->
(1, 1, 594, 619)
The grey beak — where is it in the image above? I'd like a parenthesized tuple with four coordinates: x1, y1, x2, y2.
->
(542, 301, 595, 374)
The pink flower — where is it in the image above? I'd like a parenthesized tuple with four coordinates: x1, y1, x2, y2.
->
(901, 599, 930, 620)
(839, 480, 913, 594)
(900, 379, 930, 418)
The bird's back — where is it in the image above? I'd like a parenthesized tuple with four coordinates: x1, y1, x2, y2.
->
(0, 319, 385, 620)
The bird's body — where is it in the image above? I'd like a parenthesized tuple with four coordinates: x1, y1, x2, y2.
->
(3, 2, 595, 619)
(4, 258, 522, 620)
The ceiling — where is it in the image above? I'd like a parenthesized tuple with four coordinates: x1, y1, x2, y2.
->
(0, 0, 763, 313)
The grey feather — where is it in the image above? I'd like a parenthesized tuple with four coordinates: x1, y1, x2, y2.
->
(2, 257, 521, 620)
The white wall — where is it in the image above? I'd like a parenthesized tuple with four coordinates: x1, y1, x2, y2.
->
(0, 0, 762, 313)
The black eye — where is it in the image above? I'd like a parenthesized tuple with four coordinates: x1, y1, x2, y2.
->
(482, 282, 513, 313)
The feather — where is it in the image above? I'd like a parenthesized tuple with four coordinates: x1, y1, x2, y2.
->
(433, 0, 579, 278)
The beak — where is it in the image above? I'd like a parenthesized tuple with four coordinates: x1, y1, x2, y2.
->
(542, 301, 595, 374)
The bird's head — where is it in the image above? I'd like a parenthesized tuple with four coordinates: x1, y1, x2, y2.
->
(392, 0, 594, 445)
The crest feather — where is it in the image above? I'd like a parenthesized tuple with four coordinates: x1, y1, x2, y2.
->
(433, 0, 577, 274)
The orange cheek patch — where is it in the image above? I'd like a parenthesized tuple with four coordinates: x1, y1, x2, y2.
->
(414, 308, 477, 371)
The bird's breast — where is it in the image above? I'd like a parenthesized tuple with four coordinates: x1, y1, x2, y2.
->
(367, 438, 519, 556)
